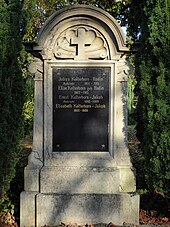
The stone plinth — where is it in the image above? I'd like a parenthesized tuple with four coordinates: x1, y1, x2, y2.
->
(36, 193, 139, 226)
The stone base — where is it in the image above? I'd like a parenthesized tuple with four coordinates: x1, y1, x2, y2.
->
(20, 191, 38, 227)
(20, 193, 139, 227)
(40, 166, 136, 193)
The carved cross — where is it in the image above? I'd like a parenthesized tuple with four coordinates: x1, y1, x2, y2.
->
(70, 28, 91, 59)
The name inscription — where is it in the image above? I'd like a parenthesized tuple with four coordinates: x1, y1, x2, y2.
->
(53, 67, 110, 152)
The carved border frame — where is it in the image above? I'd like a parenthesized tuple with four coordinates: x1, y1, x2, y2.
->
(43, 60, 116, 166)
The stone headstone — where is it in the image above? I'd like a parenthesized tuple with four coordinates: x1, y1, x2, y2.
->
(20, 5, 139, 227)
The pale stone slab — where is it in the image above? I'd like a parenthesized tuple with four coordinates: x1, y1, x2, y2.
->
(36, 193, 139, 226)
(24, 167, 40, 191)
(46, 152, 116, 167)
(119, 167, 136, 192)
(20, 191, 37, 227)
(40, 166, 120, 193)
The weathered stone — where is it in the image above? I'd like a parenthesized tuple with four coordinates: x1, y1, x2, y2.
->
(24, 166, 40, 191)
(20, 5, 139, 227)
(40, 167, 120, 193)
(36, 194, 139, 226)
(20, 191, 37, 227)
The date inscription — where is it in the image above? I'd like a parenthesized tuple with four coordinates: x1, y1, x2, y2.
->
(53, 67, 110, 151)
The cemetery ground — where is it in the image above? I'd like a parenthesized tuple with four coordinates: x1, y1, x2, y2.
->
(0, 127, 169, 227)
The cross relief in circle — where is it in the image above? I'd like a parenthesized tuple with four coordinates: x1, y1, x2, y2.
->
(70, 28, 91, 59)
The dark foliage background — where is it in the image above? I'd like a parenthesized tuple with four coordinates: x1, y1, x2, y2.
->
(0, 0, 169, 225)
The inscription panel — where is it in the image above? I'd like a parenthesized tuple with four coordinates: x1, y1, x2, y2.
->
(53, 67, 110, 151)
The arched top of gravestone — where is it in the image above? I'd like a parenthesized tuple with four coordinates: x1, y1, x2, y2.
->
(30, 5, 129, 60)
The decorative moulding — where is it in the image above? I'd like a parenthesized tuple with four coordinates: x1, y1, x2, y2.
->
(25, 5, 128, 59)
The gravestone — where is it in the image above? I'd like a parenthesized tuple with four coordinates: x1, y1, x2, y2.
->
(20, 5, 139, 227)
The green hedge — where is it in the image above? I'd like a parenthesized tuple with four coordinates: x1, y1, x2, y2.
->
(0, 0, 25, 198)
(135, 0, 170, 196)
